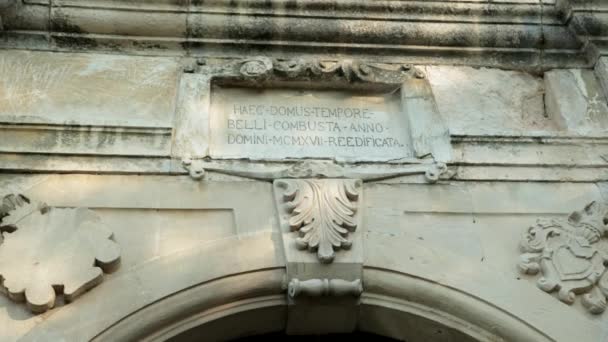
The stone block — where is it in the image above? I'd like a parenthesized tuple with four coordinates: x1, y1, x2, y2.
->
(594, 57, 608, 101)
(0, 50, 180, 128)
(172, 73, 211, 158)
(0, 50, 181, 156)
(545, 69, 608, 133)
(426, 65, 552, 135)
(401, 77, 451, 161)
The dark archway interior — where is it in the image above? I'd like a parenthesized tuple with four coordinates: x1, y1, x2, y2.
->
(232, 332, 400, 341)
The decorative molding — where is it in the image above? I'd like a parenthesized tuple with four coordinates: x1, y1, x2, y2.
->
(518, 201, 608, 314)
(288, 278, 363, 298)
(232, 56, 423, 85)
(0, 194, 121, 313)
(0, 122, 172, 157)
(182, 159, 448, 183)
(1, 0, 596, 69)
(275, 178, 361, 263)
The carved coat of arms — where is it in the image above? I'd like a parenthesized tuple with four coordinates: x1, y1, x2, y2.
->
(518, 201, 608, 314)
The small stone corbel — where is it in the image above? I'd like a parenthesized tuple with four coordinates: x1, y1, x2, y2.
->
(424, 162, 448, 183)
(288, 278, 363, 298)
(182, 157, 206, 180)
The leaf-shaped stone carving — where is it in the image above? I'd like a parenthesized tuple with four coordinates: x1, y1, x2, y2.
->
(0, 194, 33, 242)
(0, 195, 121, 313)
(276, 179, 361, 263)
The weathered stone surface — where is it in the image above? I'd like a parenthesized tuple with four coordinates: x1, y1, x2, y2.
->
(287, 278, 362, 298)
(2, 1, 608, 340)
(0, 125, 172, 156)
(594, 57, 608, 102)
(519, 201, 608, 314)
(274, 178, 362, 264)
(0, 50, 180, 128)
(210, 87, 411, 161)
(545, 69, 608, 133)
(0, 194, 121, 314)
(11, 175, 278, 271)
(401, 76, 451, 161)
(273, 177, 364, 334)
(172, 73, 211, 158)
(0, 176, 603, 341)
(426, 65, 553, 134)
(0, 51, 179, 156)
(363, 181, 606, 341)
(0, 0, 595, 69)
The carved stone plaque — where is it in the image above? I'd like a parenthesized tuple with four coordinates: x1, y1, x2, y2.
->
(209, 87, 412, 161)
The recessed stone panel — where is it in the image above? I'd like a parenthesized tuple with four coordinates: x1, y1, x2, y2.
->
(0, 50, 180, 128)
(209, 86, 412, 161)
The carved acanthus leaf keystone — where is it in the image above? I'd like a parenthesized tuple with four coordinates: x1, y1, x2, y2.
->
(288, 278, 363, 298)
(518, 201, 608, 314)
(275, 179, 361, 263)
(0, 194, 121, 314)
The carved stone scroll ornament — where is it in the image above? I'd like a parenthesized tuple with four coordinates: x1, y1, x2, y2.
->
(288, 278, 363, 298)
(182, 159, 449, 183)
(232, 56, 423, 84)
(0, 194, 121, 314)
(518, 201, 608, 314)
(275, 179, 361, 263)
(181, 157, 205, 180)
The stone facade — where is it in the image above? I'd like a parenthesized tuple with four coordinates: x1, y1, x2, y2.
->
(1, 1, 608, 341)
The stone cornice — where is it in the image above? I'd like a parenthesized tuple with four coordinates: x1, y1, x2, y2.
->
(0, 0, 604, 69)
(559, 0, 608, 62)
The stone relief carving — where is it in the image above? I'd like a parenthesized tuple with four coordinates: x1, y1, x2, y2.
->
(181, 157, 206, 180)
(182, 159, 449, 183)
(288, 278, 363, 298)
(0, 194, 35, 243)
(518, 201, 608, 314)
(235, 56, 423, 84)
(275, 179, 361, 263)
(239, 57, 274, 78)
(0, 194, 121, 313)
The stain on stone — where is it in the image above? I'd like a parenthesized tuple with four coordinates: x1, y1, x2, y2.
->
(132, 41, 168, 51)
(180, 40, 191, 51)
(59, 130, 80, 147)
(82, 127, 93, 148)
(51, 14, 85, 34)
(97, 130, 116, 149)
(262, 0, 273, 11)
(284, 0, 298, 11)
(33, 131, 59, 151)
(53, 36, 98, 50)
(51, 13, 98, 49)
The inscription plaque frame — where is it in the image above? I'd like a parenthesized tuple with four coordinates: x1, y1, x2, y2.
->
(173, 56, 451, 173)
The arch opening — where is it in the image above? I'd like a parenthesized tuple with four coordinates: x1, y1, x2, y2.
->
(88, 268, 548, 342)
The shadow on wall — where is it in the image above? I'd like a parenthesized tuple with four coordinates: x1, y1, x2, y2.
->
(229, 332, 398, 341)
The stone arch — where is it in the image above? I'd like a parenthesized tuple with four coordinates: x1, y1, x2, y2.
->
(13, 230, 562, 342)
(91, 268, 550, 342)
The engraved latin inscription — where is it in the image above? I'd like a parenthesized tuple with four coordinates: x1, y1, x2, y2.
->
(210, 87, 412, 161)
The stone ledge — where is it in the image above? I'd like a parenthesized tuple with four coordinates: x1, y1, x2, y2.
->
(0, 0, 599, 69)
